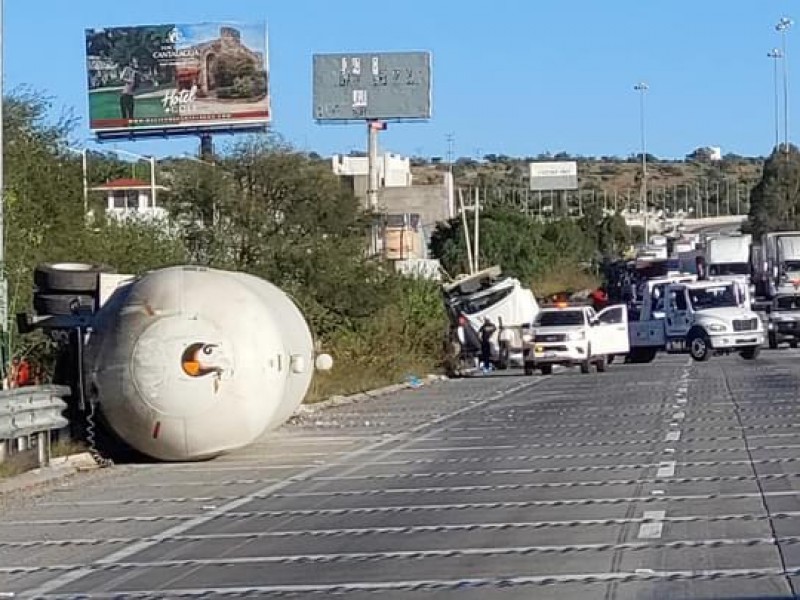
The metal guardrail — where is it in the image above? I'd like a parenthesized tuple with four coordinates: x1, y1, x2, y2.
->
(0, 384, 71, 468)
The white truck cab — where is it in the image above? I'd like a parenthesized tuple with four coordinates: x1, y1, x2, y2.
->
(629, 279, 764, 362)
(522, 304, 630, 375)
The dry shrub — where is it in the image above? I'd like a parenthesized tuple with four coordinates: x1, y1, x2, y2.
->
(531, 265, 601, 299)
(307, 278, 447, 402)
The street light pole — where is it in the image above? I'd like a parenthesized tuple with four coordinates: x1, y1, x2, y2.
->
(776, 17, 793, 153)
(769, 49, 783, 152)
(66, 147, 89, 217)
(634, 82, 649, 245)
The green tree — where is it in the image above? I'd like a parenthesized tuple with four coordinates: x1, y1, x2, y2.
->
(747, 145, 800, 238)
(165, 135, 394, 337)
(3, 89, 187, 359)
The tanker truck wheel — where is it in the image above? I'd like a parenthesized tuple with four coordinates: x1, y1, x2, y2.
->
(34, 262, 111, 294)
(33, 293, 96, 316)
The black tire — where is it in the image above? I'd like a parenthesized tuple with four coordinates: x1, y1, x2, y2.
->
(740, 346, 761, 360)
(607, 355, 615, 365)
(33, 262, 110, 294)
(596, 355, 607, 372)
(33, 293, 96, 316)
(497, 342, 510, 371)
(769, 331, 779, 349)
(523, 361, 535, 376)
(688, 330, 712, 362)
(791, 340, 799, 349)
(642, 348, 658, 363)
(540, 364, 553, 375)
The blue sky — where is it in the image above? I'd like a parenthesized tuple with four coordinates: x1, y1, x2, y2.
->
(4, 0, 798, 160)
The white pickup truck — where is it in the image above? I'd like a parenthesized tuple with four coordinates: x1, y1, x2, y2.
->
(521, 304, 630, 375)
(629, 279, 764, 362)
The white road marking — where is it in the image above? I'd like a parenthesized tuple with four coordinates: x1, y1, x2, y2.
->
(23, 378, 545, 596)
(665, 431, 681, 442)
(657, 461, 676, 477)
(672, 411, 686, 420)
(637, 510, 666, 539)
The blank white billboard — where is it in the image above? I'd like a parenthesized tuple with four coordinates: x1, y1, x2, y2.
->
(529, 161, 578, 191)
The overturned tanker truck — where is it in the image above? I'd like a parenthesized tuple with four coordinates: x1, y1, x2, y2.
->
(20, 263, 333, 461)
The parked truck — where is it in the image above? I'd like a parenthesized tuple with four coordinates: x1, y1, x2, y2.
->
(442, 266, 539, 372)
(628, 278, 764, 362)
(753, 231, 800, 298)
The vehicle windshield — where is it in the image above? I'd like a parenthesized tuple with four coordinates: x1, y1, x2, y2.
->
(776, 295, 800, 311)
(708, 263, 750, 276)
(688, 285, 739, 310)
(535, 310, 585, 326)
(785, 260, 800, 275)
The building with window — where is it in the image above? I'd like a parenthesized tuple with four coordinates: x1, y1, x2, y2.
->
(91, 178, 169, 221)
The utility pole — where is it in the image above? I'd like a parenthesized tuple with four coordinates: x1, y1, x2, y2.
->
(769, 48, 784, 152)
(446, 133, 455, 173)
(149, 156, 157, 209)
(776, 17, 793, 154)
(0, 0, 7, 374)
(634, 82, 649, 245)
(473, 187, 480, 273)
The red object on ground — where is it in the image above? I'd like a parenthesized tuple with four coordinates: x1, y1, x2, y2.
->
(15, 360, 32, 387)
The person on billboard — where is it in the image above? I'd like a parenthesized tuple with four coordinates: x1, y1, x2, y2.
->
(119, 57, 142, 120)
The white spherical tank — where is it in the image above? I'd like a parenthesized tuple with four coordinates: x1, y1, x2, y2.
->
(83, 266, 318, 461)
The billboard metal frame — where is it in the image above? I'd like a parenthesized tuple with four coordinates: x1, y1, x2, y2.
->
(529, 161, 579, 192)
(85, 21, 271, 142)
(312, 50, 432, 123)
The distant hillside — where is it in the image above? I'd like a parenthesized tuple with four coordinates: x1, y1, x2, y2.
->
(410, 155, 764, 194)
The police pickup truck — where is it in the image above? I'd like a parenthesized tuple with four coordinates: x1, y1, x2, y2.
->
(766, 292, 800, 349)
(521, 303, 630, 375)
(629, 279, 764, 362)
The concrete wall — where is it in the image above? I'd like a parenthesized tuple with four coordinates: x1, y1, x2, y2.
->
(376, 174, 455, 259)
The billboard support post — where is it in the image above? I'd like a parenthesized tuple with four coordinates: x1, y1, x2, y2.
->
(367, 121, 381, 209)
(200, 134, 214, 163)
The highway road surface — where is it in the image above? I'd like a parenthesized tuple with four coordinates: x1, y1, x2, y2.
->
(3, 351, 800, 599)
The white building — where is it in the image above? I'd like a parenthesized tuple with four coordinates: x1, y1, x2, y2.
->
(91, 178, 170, 222)
(331, 153, 413, 194)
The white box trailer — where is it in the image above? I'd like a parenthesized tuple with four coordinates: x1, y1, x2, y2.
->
(755, 231, 800, 298)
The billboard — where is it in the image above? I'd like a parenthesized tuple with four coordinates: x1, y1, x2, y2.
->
(313, 51, 431, 121)
(529, 161, 579, 191)
(85, 22, 270, 139)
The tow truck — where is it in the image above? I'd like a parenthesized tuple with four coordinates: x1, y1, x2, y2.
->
(521, 302, 630, 376)
(629, 279, 764, 362)
(766, 292, 800, 349)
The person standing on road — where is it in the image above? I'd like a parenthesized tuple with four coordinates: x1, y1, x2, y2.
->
(479, 317, 497, 372)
